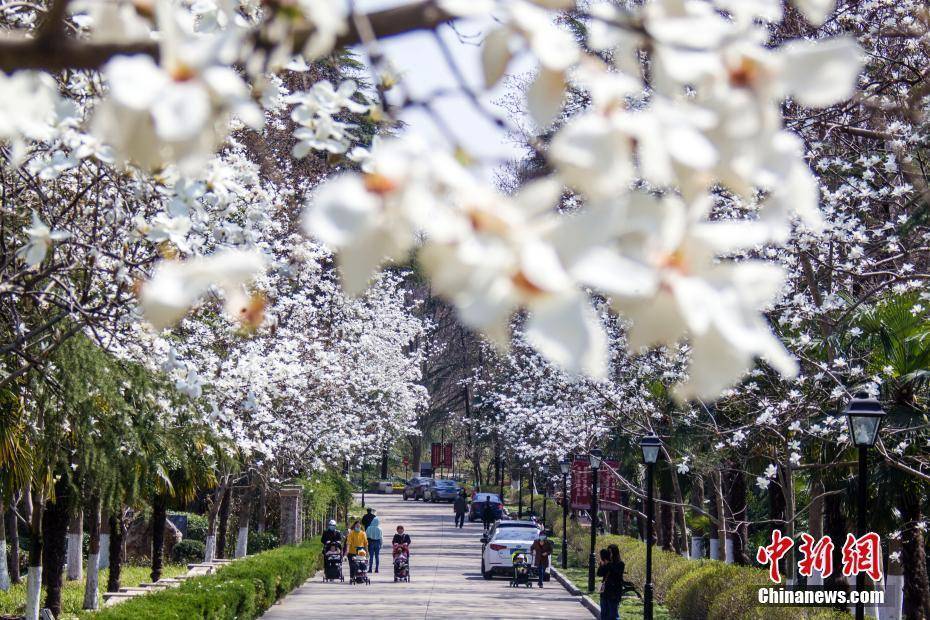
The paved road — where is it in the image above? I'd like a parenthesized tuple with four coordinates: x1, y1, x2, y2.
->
(262, 493, 591, 619)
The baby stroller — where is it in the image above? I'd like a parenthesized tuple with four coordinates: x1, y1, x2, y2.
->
(323, 541, 344, 582)
(510, 552, 532, 588)
(351, 547, 371, 585)
(392, 542, 410, 582)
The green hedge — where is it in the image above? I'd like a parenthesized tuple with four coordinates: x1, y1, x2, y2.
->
(85, 542, 322, 620)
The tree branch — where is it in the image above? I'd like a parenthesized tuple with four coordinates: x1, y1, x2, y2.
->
(0, 1, 454, 73)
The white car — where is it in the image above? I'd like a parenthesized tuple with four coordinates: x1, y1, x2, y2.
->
(480, 526, 550, 580)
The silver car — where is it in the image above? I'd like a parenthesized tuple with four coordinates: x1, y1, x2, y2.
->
(423, 479, 461, 502)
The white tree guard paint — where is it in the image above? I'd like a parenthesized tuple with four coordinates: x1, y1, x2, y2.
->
(724, 538, 734, 563)
(807, 569, 824, 586)
(25, 566, 42, 620)
(83, 553, 99, 610)
(204, 534, 216, 562)
(66, 533, 83, 580)
(882, 574, 904, 620)
(0, 541, 9, 591)
(689, 536, 704, 560)
(97, 533, 110, 570)
(709, 538, 720, 560)
(235, 527, 248, 558)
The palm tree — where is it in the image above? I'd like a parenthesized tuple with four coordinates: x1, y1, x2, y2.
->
(854, 292, 930, 618)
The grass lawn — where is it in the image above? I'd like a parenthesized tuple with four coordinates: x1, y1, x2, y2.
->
(0, 564, 187, 619)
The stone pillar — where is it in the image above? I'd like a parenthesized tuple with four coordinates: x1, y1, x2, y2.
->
(279, 486, 303, 546)
(690, 536, 704, 560)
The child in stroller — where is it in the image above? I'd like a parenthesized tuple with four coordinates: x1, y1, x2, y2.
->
(350, 546, 371, 585)
(392, 542, 410, 582)
(510, 551, 532, 588)
(323, 541, 344, 582)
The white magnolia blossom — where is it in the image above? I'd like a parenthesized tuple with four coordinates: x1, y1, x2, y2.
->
(138, 249, 266, 330)
(17, 212, 71, 267)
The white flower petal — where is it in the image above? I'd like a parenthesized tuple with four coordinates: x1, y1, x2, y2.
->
(525, 293, 607, 379)
(782, 37, 861, 108)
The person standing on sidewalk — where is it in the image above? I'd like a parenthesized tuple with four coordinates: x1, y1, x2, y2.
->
(530, 533, 553, 588)
(453, 491, 468, 528)
(481, 499, 495, 531)
(596, 546, 624, 620)
(366, 516, 383, 573)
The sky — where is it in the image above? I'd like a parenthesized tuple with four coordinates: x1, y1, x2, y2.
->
(352, 0, 533, 179)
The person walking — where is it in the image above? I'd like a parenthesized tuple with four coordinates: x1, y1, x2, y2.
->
(530, 532, 553, 588)
(344, 521, 368, 578)
(481, 499, 495, 531)
(321, 520, 342, 547)
(366, 516, 383, 573)
(453, 491, 468, 528)
(392, 525, 411, 547)
(596, 546, 625, 620)
(361, 507, 376, 529)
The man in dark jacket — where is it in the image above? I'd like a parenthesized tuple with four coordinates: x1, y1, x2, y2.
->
(453, 492, 468, 528)
(481, 499, 495, 531)
(361, 507, 376, 529)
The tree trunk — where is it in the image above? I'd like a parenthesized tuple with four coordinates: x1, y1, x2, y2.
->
(256, 486, 267, 533)
(807, 475, 824, 585)
(25, 491, 44, 620)
(380, 449, 389, 479)
(824, 491, 848, 592)
(82, 496, 101, 610)
(216, 485, 231, 559)
(42, 476, 71, 618)
(98, 509, 110, 570)
(712, 469, 727, 561)
(151, 493, 167, 582)
(659, 477, 673, 552)
(667, 461, 689, 556)
(106, 512, 124, 592)
(6, 504, 20, 584)
(726, 466, 749, 565)
(235, 487, 251, 559)
(900, 486, 930, 619)
(781, 463, 796, 584)
(66, 508, 82, 581)
(0, 499, 8, 591)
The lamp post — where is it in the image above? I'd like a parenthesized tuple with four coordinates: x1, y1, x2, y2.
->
(587, 448, 602, 593)
(499, 456, 505, 503)
(361, 460, 366, 508)
(518, 468, 524, 519)
(541, 464, 549, 528)
(560, 458, 570, 569)
(845, 392, 885, 620)
(640, 434, 662, 620)
(530, 468, 535, 516)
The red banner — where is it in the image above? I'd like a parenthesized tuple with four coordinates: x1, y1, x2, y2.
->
(430, 443, 441, 468)
(570, 457, 621, 510)
(443, 443, 453, 468)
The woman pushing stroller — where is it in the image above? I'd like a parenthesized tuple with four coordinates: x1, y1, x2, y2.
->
(392, 525, 412, 582)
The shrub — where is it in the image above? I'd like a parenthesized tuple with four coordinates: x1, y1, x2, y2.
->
(86, 541, 322, 620)
(667, 563, 745, 620)
(171, 539, 206, 564)
(247, 531, 278, 555)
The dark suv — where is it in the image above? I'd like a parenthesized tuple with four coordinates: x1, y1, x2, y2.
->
(402, 477, 430, 501)
(468, 492, 504, 522)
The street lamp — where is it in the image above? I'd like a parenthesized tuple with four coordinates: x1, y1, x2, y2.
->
(560, 458, 571, 569)
(845, 392, 885, 620)
(361, 461, 366, 508)
(587, 448, 602, 593)
(540, 464, 549, 529)
(530, 468, 535, 516)
(518, 467, 524, 519)
(640, 434, 662, 620)
(499, 456, 505, 504)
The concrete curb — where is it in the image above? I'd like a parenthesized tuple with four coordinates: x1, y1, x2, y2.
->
(551, 567, 600, 619)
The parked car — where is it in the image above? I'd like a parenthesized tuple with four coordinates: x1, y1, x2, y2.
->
(481, 520, 540, 545)
(468, 492, 504, 522)
(402, 477, 430, 501)
(423, 479, 461, 502)
(480, 525, 549, 580)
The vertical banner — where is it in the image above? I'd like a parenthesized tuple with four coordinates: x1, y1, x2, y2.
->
(443, 443, 453, 468)
(570, 457, 621, 510)
(430, 443, 442, 469)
